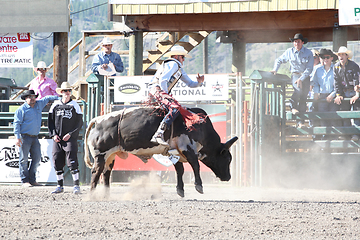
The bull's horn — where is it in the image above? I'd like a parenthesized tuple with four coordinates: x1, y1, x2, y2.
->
(224, 136, 238, 149)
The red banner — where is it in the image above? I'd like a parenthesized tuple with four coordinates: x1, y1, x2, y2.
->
(113, 119, 226, 172)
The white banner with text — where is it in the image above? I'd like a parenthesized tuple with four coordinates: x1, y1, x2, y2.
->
(339, 0, 360, 26)
(0, 139, 56, 183)
(0, 33, 33, 68)
(113, 74, 229, 103)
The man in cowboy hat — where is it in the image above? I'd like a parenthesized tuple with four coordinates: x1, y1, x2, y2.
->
(271, 33, 314, 128)
(14, 90, 59, 187)
(311, 48, 340, 133)
(91, 37, 124, 76)
(147, 45, 205, 162)
(334, 46, 360, 141)
(29, 61, 58, 100)
(48, 82, 83, 194)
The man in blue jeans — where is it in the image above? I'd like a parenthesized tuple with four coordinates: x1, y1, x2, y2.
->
(14, 90, 59, 187)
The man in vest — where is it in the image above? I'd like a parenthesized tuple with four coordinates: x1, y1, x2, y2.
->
(148, 45, 205, 147)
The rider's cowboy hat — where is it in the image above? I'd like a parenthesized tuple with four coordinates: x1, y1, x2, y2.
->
(101, 37, 113, 45)
(164, 45, 191, 58)
(34, 61, 49, 72)
(319, 48, 338, 62)
(56, 82, 73, 95)
(21, 90, 38, 100)
(290, 33, 308, 44)
(336, 46, 353, 59)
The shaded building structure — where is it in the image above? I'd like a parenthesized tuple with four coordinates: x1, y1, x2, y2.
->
(109, 0, 358, 76)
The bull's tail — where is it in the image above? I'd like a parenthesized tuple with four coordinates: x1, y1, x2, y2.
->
(84, 117, 97, 168)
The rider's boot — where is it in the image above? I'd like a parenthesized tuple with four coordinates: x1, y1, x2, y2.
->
(151, 122, 169, 146)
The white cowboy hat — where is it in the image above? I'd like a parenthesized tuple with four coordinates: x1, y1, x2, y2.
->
(101, 37, 113, 45)
(311, 49, 320, 57)
(34, 61, 49, 71)
(164, 45, 191, 58)
(336, 46, 353, 59)
(56, 82, 72, 95)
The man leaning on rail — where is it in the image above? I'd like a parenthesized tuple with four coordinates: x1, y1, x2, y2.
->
(271, 33, 314, 128)
(13, 90, 59, 187)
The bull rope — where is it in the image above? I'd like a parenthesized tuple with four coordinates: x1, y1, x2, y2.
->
(117, 108, 126, 148)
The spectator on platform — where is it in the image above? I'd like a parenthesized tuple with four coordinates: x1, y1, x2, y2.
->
(91, 37, 124, 76)
(334, 46, 360, 141)
(29, 61, 58, 111)
(312, 49, 321, 69)
(271, 33, 314, 128)
(311, 48, 340, 137)
(13, 90, 59, 187)
(308, 49, 322, 127)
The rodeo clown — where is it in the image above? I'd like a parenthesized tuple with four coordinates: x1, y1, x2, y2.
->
(48, 82, 83, 194)
(148, 45, 205, 160)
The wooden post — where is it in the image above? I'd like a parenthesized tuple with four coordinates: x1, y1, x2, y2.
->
(78, 32, 86, 78)
(231, 34, 246, 74)
(53, 32, 68, 86)
(333, 26, 348, 52)
(129, 31, 143, 76)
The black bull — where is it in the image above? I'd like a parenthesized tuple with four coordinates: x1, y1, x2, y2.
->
(84, 107, 238, 197)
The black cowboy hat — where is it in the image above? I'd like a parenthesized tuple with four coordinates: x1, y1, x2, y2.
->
(290, 33, 308, 44)
(21, 90, 38, 100)
(319, 48, 338, 62)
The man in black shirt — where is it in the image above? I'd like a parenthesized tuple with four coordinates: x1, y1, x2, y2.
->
(334, 46, 360, 141)
(48, 82, 83, 194)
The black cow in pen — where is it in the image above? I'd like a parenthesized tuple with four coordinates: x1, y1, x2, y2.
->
(84, 107, 238, 197)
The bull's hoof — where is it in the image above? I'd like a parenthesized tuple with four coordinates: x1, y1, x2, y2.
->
(177, 187, 185, 198)
(195, 185, 204, 194)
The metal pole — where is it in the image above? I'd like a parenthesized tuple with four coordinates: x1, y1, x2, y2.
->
(238, 72, 243, 187)
(203, 37, 208, 74)
(250, 81, 256, 186)
(235, 73, 240, 187)
(231, 98, 236, 187)
(104, 76, 108, 114)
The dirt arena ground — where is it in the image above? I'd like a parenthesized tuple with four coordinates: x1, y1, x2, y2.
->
(1, 175, 359, 240)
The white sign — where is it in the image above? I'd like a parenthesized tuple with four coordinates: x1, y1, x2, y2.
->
(0, 139, 56, 183)
(339, 0, 360, 26)
(113, 74, 229, 103)
(110, 0, 248, 4)
(0, 33, 33, 68)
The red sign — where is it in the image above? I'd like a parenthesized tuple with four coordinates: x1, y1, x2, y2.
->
(17, 33, 31, 42)
(113, 118, 226, 172)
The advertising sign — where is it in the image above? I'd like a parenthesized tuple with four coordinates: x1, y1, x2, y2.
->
(0, 33, 33, 68)
(113, 74, 229, 103)
(0, 139, 56, 183)
(339, 0, 360, 26)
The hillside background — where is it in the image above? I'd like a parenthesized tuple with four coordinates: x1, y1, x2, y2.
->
(0, 0, 360, 88)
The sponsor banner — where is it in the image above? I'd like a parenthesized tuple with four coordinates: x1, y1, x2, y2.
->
(113, 74, 229, 102)
(110, 0, 246, 4)
(339, 0, 360, 26)
(0, 139, 56, 183)
(0, 33, 33, 68)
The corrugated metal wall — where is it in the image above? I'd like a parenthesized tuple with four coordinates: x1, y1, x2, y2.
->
(0, 0, 69, 33)
(113, 0, 338, 15)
